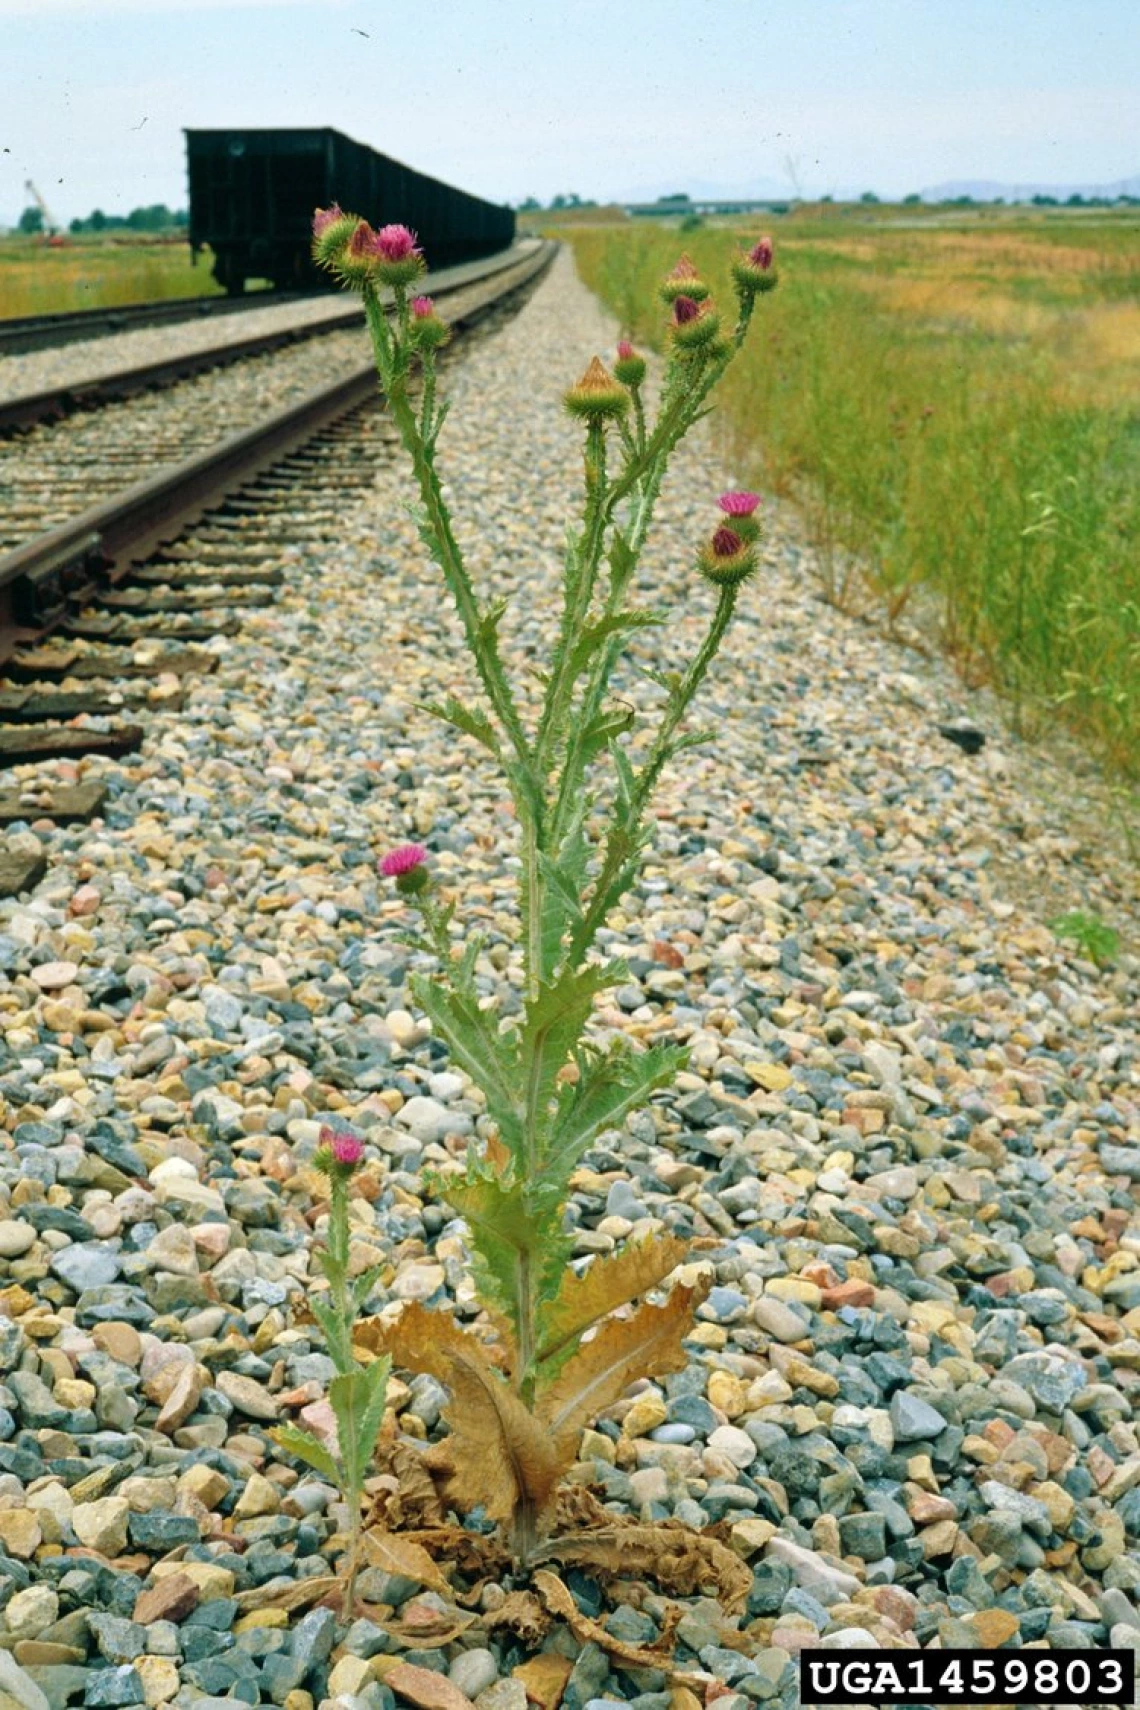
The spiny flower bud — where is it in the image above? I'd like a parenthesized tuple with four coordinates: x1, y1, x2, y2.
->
(718, 489, 762, 542)
(732, 234, 779, 298)
(313, 1124, 365, 1179)
(311, 204, 359, 268)
(698, 524, 756, 588)
(670, 295, 721, 350)
(659, 253, 710, 304)
(409, 294, 450, 350)
(564, 355, 630, 422)
(380, 843, 430, 895)
(372, 223, 426, 286)
(614, 338, 646, 387)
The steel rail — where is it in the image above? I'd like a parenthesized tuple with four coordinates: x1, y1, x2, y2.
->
(0, 291, 314, 358)
(0, 242, 556, 648)
(0, 242, 541, 435)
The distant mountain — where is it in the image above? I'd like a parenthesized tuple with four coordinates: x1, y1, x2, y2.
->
(919, 174, 1140, 202)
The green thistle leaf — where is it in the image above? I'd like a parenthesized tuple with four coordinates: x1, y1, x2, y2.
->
(271, 1424, 340, 1484)
(418, 695, 501, 757)
(545, 1039, 687, 1181)
(520, 960, 626, 1154)
(410, 974, 523, 1152)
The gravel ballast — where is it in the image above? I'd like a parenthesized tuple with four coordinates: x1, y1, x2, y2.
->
(0, 248, 1136, 1708)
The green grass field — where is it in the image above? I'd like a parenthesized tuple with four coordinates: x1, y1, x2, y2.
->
(0, 234, 225, 317)
(564, 207, 1140, 780)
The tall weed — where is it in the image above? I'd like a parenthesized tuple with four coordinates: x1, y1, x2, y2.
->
(568, 224, 1140, 776)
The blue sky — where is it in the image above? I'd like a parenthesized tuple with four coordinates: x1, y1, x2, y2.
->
(1, 0, 1137, 222)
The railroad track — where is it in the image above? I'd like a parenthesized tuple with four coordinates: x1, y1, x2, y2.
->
(0, 289, 316, 358)
(0, 240, 556, 896)
(0, 245, 537, 436)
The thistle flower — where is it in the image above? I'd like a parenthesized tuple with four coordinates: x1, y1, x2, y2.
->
(563, 355, 630, 422)
(614, 338, 646, 388)
(380, 843, 430, 895)
(659, 253, 710, 304)
(380, 843, 427, 876)
(372, 223, 426, 286)
(719, 490, 761, 517)
(311, 204, 359, 268)
(314, 1124, 365, 1178)
(409, 294, 450, 350)
(718, 489, 762, 542)
(670, 295, 720, 350)
(732, 234, 779, 298)
(698, 523, 757, 588)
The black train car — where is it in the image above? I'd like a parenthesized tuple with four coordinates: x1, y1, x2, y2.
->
(185, 127, 515, 294)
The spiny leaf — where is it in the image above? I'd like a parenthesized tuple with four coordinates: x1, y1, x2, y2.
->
(538, 1280, 709, 1456)
(439, 1171, 549, 1332)
(536, 1233, 689, 1368)
(608, 736, 637, 817)
(380, 1304, 563, 1531)
(607, 527, 636, 597)
(270, 1424, 340, 1485)
(409, 974, 523, 1151)
(545, 1039, 686, 1183)
(665, 725, 717, 760)
(355, 1354, 392, 1476)
(536, 842, 587, 980)
(477, 596, 509, 650)
(442, 1163, 570, 1338)
(580, 703, 635, 766)
(417, 695, 501, 757)
(566, 609, 665, 681)
(519, 961, 626, 1153)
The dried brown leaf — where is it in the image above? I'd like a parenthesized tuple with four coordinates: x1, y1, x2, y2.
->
(538, 1281, 709, 1456)
(379, 1600, 476, 1649)
(532, 1569, 704, 1683)
(482, 1589, 553, 1648)
(362, 1530, 452, 1598)
(537, 1234, 690, 1364)
(379, 1303, 564, 1531)
(233, 1575, 338, 1614)
(536, 1520, 752, 1614)
(370, 1432, 449, 1529)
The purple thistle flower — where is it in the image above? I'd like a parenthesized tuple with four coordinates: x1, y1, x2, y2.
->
(673, 296, 701, 325)
(718, 491, 761, 518)
(617, 339, 634, 360)
(749, 236, 775, 271)
(380, 844, 428, 878)
(322, 1127, 365, 1168)
(411, 295, 435, 318)
(374, 224, 422, 263)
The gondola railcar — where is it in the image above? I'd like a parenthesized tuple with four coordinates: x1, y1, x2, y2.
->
(186, 127, 515, 295)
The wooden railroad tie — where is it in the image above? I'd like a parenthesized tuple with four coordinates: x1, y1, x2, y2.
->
(0, 780, 107, 825)
(6, 647, 219, 681)
(0, 724, 143, 766)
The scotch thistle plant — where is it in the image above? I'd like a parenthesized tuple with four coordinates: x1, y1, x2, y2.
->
(311, 211, 778, 1564)
(271, 1128, 390, 1614)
